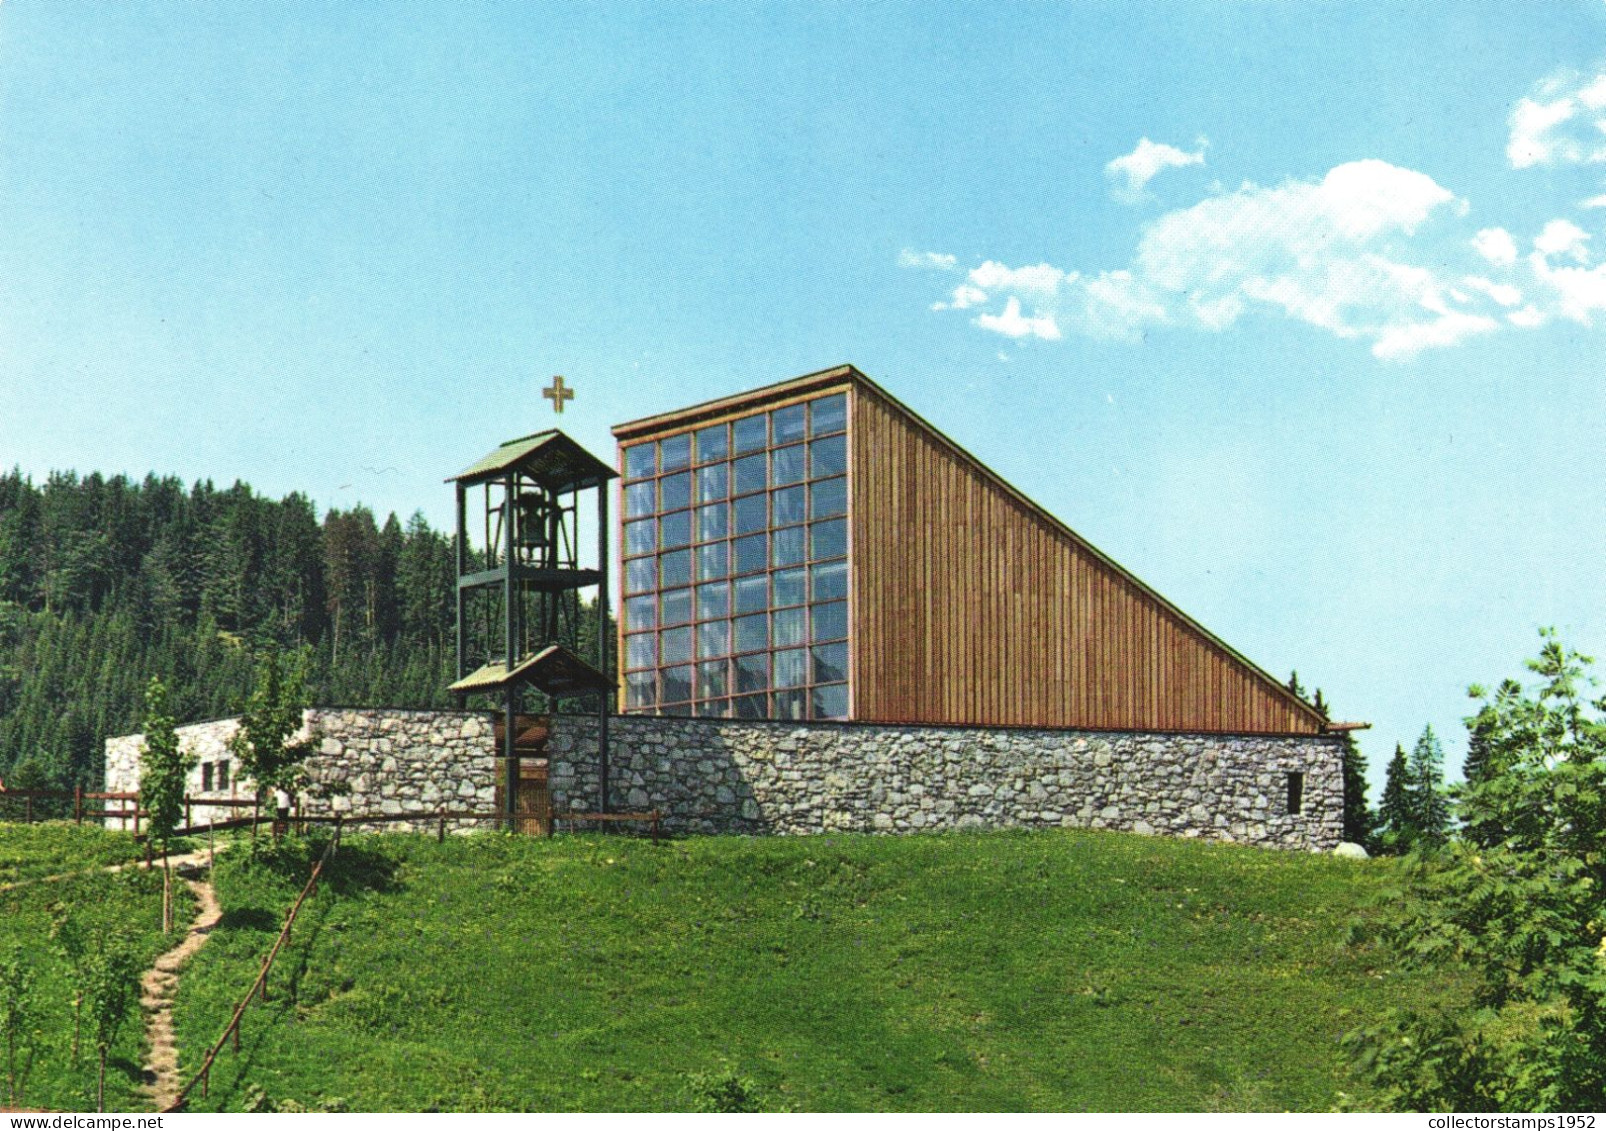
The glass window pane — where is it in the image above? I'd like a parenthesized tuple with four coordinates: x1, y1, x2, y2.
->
(811, 683, 849, 720)
(697, 660, 728, 699)
(773, 606, 807, 647)
(697, 620, 730, 660)
(660, 626, 693, 665)
(774, 565, 809, 610)
(660, 471, 692, 512)
(624, 481, 655, 519)
(696, 541, 729, 581)
(773, 688, 807, 721)
(696, 699, 728, 718)
(697, 502, 728, 542)
(734, 693, 768, 720)
(812, 641, 848, 684)
(734, 493, 768, 535)
(733, 453, 767, 496)
(626, 671, 655, 709)
(771, 403, 807, 444)
(659, 510, 692, 549)
(810, 476, 847, 519)
(734, 533, 768, 574)
(811, 600, 848, 643)
(623, 443, 655, 480)
(810, 434, 847, 478)
(625, 558, 655, 595)
(696, 580, 729, 620)
(624, 595, 656, 632)
(662, 701, 693, 718)
(771, 444, 805, 486)
(661, 664, 693, 704)
(659, 549, 692, 589)
(624, 518, 655, 557)
(772, 484, 805, 526)
(696, 463, 728, 504)
(810, 393, 847, 436)
(771, 526, 805, 568)
(733, 414, 767, 454)
(774, 647, 807, 688)
(812, 559, 847, 601)
(734, 574, 769, 615)
(696, 424, 729, 464)
(735, 651, 770, 692)
(734, 613, 768, 655)
(810, 518, 846, 561)
(625, 633, 656, 669)
(660, 587, 692, 626)
(659, 434, 691, 473)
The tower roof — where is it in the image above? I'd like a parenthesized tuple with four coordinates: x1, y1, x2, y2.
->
(450, 429, 617, 492)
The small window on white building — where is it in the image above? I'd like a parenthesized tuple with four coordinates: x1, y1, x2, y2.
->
(218, 760, 230, 790)
(202, 762, 214, 792)
(1286, 772, 1304, 815)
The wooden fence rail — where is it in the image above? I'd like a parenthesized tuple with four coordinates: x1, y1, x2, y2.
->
(164, 826, 342, 1113)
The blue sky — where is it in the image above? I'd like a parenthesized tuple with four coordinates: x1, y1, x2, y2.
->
(3, 2, 1605, 793)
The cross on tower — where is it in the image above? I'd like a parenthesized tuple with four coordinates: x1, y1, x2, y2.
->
(542, 375, 575, 414)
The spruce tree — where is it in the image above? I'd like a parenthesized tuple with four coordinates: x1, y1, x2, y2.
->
(1407, 724, 1451, 846)
(1377, 742, 1415, 854)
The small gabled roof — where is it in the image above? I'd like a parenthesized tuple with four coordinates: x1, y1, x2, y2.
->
(449, 429, 617, 492)
(449, 644, 614, 697)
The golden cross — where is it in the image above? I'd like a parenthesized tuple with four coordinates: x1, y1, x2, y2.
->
(542, 374, 575, 414)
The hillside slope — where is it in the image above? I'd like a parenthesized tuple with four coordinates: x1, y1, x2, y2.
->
(171, 828, 1458, 1112)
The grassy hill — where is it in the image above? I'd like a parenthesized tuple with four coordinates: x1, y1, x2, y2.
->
(0, 826, 177, 1113)
(170, 828, 1460, 1112)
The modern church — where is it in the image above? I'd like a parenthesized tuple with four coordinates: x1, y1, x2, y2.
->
(612, 364, 1329, 738)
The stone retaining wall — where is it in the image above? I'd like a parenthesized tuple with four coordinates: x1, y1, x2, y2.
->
(548, 716, 1344, 850)
(107, 709, 1343, 850)
(105, 708, 498, 832)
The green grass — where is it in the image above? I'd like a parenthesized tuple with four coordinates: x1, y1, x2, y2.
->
(171, 829, 1463, 1113)
(0, 826, 181, 1113)
(0, 823, 143, 885)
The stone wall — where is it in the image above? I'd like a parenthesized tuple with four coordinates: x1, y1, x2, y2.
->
(104, 708, 498, 832)
(548, 716, 1344, 851)
(107, 708, 1344, 850)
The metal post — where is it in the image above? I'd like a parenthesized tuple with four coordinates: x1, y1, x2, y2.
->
(504, 473, 520, 829)
(454, 482, 467, 710)
(597, 478, 611, 815)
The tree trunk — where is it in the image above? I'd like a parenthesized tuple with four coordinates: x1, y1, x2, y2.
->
(162, 854, 172, 934)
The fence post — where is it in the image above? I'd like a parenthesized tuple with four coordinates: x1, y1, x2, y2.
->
(438, 815, 446, 843)
(25, 795, 32, 824)
(75, 785, 83, 826)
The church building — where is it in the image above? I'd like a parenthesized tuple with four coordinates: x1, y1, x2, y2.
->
(612, 364, 1329, 738)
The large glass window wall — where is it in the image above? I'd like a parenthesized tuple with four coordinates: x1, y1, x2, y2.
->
(620, 392, 849, 720)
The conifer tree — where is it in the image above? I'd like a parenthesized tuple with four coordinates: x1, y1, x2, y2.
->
(1407, 724, 1451, 845)
(1377, 742, 1415, 854)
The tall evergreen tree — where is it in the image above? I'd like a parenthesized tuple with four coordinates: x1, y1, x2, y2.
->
(1377, 742, 1415, 854)
(1407, 724, 1451, 845)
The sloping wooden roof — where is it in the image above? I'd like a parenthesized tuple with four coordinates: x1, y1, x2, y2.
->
(450, 643, 613, 696)
(450, 429, 617, 492)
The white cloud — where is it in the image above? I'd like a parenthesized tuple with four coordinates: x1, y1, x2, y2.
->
(975, 297, 1062, 341)
(1534, 218, 1591, 262)
(1105, 137, 1207, 203)
(926, 158, 1548, 360)
(1472, 227, 1519, 266)
(1507, 67, 1606, 168)
(932, 283, 989, 311)
(1461, 275, 1523, 307)
(1582, 194, 1606, 209)
(1529, 251, 1606, 322)
(968, 260, 1067, 297)
(897, 249, 957, 270)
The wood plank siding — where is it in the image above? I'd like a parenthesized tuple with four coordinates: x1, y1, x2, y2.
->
(614, 364, 1326, 736)
(846, 376, 1323, 735)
